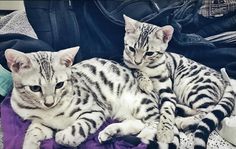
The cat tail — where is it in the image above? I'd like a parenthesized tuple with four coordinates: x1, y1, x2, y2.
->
(194, 82, 235, 149)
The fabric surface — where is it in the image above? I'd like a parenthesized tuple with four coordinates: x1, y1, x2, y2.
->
(0, 10, 37, 39)
(0, 65, 12, 96)
(198, 0, 236, 17)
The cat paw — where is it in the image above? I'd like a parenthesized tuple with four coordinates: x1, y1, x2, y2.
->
(98, 131, 112, 143)
(156, 122, 174, 143)
(22, 141, 40, 149)
(55, 129, 79, 147)
(137, 127, 156, 144)
(138, 76, 153, 93)
(98, 125, 119, 143)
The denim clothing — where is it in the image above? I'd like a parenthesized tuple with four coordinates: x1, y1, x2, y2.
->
(23, 0, 236, 79)
(197, 13, 236, 37)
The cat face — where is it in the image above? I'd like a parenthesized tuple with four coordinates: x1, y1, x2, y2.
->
(5, 47, 79, 110)
(123, 15, 174, 69)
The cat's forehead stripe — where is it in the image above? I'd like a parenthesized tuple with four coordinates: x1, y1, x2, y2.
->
(33, 52, 55, 81)
(135, 24, 156, 49)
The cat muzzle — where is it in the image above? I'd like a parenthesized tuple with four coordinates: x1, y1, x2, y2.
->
(44, 96, 55, 107)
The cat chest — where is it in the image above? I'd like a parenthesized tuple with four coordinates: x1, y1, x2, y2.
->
(41, 115, 74, 130)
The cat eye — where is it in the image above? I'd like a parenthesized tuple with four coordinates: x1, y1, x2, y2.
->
(29, 85, 42, 92)
(145, 51, 155, 56)
(55, 82, 64, 89)
(128, 46, 135, 52)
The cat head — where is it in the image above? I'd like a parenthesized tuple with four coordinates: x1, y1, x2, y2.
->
(5, 47, 79, 110)
(123, 15, 174, 69)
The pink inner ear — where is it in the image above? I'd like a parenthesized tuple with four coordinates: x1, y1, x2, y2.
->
(125, 23, 136, 34)
(162, 25, 174, 43)
(5, 49, 31, 73)
(60, 53, 74, 67)
(65, 59, 72, 67)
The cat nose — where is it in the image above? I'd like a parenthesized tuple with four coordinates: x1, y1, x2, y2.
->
(44, 102, 54, 107)
(44, 96, 54, 107)
(134, 61, 142, 65)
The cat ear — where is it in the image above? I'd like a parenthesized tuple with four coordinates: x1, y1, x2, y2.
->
(161, 25, 174, 43)
(58, 46, 79, 67)
(123, 15, 137, 34)
(5, 49, 31, 73)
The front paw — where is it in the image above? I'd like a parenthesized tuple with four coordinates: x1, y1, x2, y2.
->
(98, 130, 112, 143)
(156, 121, 174, 143)
(55, 129, 79, 147)
(98, 125, 120, 143)
(23, 141, 40, 149)
(138, 76, 153, 93)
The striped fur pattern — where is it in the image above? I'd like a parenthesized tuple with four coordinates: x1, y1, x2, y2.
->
(5, 47, 179, 149)
(123, 15, 235, 149)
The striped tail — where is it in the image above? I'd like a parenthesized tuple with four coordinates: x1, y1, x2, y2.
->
(194, 83, 235, 149)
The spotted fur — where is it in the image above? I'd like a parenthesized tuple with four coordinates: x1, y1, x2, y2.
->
(123, 15, 235, 149)
(5, 47, 179, 149)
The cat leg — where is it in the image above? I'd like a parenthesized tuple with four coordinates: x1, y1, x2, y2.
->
(175, 112, 206, 132)
(156, 79, 177, 143)
(55, 108, 105, 147)
(134, 70, 154, 93)
(98, 119, 145, 143)
(176, 104, 199, 116)
(23, 122, 53, 149)
(136, 122, 159, 144)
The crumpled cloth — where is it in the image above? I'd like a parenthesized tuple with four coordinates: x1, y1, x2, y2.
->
(0, 10, 37, 39)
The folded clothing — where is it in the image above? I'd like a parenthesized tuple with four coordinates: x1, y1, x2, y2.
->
(0, 64, 12, 97)
(226, 62, 236, 79)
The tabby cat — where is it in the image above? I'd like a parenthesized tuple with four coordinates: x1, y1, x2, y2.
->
(123, 15, 235, 149)
(5, 47, 180, 149)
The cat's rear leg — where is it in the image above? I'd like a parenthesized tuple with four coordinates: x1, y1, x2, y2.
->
(98, 119, 146, 143)
(23, 122, 53, 149)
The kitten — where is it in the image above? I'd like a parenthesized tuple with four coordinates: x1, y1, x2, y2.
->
(5, 47, 179, 149)
(123, 15, 235, 149)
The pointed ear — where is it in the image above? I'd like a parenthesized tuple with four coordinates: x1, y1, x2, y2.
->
(161, 25, 174, 43)
(5, 49, 31, 73)
(58, 46, 79, 67)
(123, 15, 137, 34)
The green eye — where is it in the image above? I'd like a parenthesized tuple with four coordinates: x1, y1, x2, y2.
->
(128, 46, 135, 52)
(29, 85, 41, 92)
(55, 82, 64, 89)
(145, 51, 155, 56)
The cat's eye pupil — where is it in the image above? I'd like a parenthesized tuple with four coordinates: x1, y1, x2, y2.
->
(128, 46, 135, 52)
(55, 82, 64, 89)
(145, 52, 155, 56)
(29, 85, 41, 92)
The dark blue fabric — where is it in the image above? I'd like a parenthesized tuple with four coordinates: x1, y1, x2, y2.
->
(0, 33, 54, 71)
(23, 0, 236, 76)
